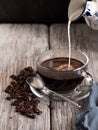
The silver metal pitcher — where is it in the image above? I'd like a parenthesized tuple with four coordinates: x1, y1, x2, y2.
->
(68, 0, 98, 30)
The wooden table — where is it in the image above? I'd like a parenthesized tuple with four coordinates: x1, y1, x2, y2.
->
(0, 24, 98, 130)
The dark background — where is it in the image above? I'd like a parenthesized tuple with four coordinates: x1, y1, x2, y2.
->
(0, 0, 84, 24)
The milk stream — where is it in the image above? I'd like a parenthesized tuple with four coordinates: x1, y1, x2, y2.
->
(68, 8, 83, 70)
(68, 20, 71, 70)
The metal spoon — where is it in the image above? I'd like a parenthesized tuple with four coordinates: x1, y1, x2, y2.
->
(26, 75, 81, 108)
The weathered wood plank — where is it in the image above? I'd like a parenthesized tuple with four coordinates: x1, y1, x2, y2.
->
(0, 24, 50, 130)
(0, 23, 98, 130)
(49, 24, 98, 130)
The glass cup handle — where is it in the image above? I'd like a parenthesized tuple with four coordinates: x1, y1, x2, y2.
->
(74, 71, 93, 101)
(81, 71, 93, 86)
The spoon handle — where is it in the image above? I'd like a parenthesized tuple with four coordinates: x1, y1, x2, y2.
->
(43, 87, 81, 108)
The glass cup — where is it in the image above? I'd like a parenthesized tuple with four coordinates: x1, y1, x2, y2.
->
(37, 48, 93, 101)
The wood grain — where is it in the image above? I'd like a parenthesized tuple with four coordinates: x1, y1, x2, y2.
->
(0, 24, 50, 130)
(0, 23, 98, 130)
(49, 24, 98, 130)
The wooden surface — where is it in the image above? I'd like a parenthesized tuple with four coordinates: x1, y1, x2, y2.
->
(0, 24, 50, 130)
(0, 23, 98, 130)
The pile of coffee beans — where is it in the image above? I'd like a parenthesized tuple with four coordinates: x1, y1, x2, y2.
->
(5, 67, 42, 119)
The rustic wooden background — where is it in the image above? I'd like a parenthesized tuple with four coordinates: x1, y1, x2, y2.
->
(0, 23, 98, 130)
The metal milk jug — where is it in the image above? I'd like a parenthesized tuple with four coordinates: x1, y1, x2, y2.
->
(68, 0, 98, 30)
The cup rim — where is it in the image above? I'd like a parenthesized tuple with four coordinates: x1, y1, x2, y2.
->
(37, 48, 89, 73)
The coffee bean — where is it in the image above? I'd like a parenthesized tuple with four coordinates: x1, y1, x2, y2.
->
(24, 66, 33, 71)
(27, 114, 36, 119)
(6, 97, 12, 100)
(5, 66, 42, 119)
(19, 70, 25, 75)
(10, 81, 16, 85)
(10, 75, 18, 81)
(5, 85, 12, 93)
(11, 100, 20, 106)
(34, 108, 42, 115)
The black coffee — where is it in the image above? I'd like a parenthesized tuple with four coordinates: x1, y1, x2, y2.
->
(39, 57, 84, 94)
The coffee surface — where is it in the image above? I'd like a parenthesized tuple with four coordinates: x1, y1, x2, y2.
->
(40, 57, 84, 94)
(41, 57, 84, 71)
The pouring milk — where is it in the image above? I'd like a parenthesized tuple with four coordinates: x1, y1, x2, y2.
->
(67, 0, 85, 69)
(68, 0, 98, 69)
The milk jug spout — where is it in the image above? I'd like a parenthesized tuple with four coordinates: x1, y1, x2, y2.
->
(68, 0, 98, 30)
